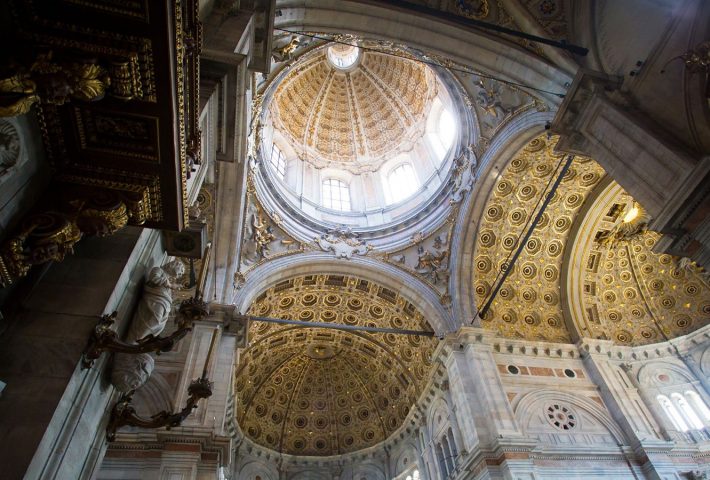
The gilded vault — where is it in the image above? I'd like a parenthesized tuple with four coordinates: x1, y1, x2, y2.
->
(569, 184, 710, 345)
(473, 134, 710, 344)
(235, 274, 438, 456)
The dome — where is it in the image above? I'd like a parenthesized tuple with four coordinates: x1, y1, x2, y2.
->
(258, 41, 465, 230)
(235, 274, 438, 456)
(271, 45, 437, 172)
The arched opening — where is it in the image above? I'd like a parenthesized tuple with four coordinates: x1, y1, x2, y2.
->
(686, 390, 710, 424)
(386, 162, 419, 204)
(658, 394, 689, 431)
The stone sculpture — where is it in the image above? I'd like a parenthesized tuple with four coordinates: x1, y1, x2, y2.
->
(110, 260, 185, 392)
(111, 353, 155, 393)
(126, 259, 186, 342)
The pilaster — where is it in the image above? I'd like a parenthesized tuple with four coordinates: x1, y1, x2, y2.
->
(578, 339, 677, 479)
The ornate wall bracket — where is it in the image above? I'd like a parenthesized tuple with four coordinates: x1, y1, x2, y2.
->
(82, 294, 210, 369)
(106, 376, 213, 441)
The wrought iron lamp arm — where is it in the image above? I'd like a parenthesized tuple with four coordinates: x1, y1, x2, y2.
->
(106, 377, 213, 441)
(82, 297, 209, 369)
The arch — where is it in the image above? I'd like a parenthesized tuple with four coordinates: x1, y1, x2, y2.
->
(449, 110, 556, 325)
(321, 177, 351, 211)
(700, 345, 710, 376)
(671, 392, 704, 429)
(289, 471, 332, 480)
(636, 361, 696, 388)
(512, 389, 628, 445)
(237, 460, 278, 480)
(560, 177, 615, 343)
(385, 162, 419, 204)
(426, 100, 457, 162)
(132, 371, 173, 417)
(232, 252, 455, 334)
(685, 390, 710, 423)
(393, 442, 420, 476)
(351, 462, 386, 480)
(274, 1, 570, 107)
(427, 397, 452, 438)
(269, 143, 286, 179)
(657, 394, 688, 432)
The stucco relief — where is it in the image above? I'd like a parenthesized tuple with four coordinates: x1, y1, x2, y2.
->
(380, 220, 455, 304)
(240, 182, 303, 271)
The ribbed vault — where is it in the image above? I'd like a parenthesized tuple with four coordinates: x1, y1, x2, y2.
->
(235, 274, 438, 456)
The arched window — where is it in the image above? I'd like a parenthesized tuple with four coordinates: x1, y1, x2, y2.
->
(672, 393, 704, 430)
(387, 163, 418, 203)
(322, 178, 351, 211)
(447, 427, 458, 458)
(686, 390, 710, 424)
(658, 394, 689, 431)
(435, 443, 448, 478)
(270, 144, 286, 179)
(427, 107, 456, 160)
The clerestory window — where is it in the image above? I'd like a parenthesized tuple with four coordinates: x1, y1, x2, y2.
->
(322, 178, 351, 211)
(270, 144, 286, 179)
(387, 163, 419, 203)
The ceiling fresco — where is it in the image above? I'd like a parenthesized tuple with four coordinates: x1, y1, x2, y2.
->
(235, 274, 438, 456)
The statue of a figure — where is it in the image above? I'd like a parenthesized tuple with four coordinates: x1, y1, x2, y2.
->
(109, 260, 184, 392)
(126, 260, 185, 342)
(252, 213, 276, 259)
(111, 353, 155, 393)
(272, 36, 300, 62)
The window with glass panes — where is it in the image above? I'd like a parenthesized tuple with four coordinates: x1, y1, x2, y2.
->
(322, 179, 351, 211)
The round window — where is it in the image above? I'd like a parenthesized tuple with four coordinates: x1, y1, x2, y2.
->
(507, 365, 520, 375)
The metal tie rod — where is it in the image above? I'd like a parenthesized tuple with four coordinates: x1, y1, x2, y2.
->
(235, 314, 436, 337)
(478, 154, 575, 319)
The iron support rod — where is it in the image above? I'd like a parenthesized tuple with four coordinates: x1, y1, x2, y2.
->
(236, 314, 436, 337)
(358, 0, 588, 56)
(478, 154, 575, 319)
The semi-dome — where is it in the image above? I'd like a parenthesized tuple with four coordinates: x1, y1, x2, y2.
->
(235, 274, 438, 456)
